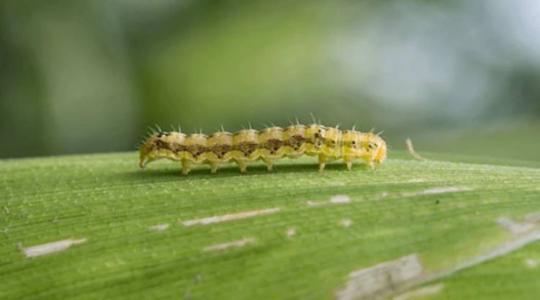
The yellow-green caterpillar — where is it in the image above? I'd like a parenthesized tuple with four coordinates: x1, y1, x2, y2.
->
(139, 124, 387, 174)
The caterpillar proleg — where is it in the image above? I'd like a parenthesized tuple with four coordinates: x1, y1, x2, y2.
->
(139, 123, 387, 174)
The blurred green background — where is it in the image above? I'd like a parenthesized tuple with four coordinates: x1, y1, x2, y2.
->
(1, 0, 539, 161)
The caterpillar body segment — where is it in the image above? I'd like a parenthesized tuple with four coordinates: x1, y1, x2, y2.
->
(139, 124, 387, 174)
(283, 124, 307, 158)
(231, 129, 259, 173)
(205, 131, 233, 174)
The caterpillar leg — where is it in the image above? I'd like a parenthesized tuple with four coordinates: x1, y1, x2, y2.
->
(345, 160, 353, 171)
(139, 157, 154, 169)
(318, 155, 327, 172)
(139, 159, 146, 169)
(236, 160, 248, 173)
(181, 160, 193, 175)
(210, 163, 219, 174)
(262, 158, 274, 171)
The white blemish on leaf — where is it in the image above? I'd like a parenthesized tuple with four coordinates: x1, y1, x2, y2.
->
(524, 258, 538, 268)
(497, 217, 534, 235)
(393, 284, 444, 300)
(440, 229, 540, 279)
(22, 238, 87, 258)
(286, 228, 296, 238)
(416, 186, 472, 195)
(308, 195, 351, 207)
(340, 219, 353, 228)
(149, 223, 169, 231)
(338, 221, 540, 299)
(307, 200, 324, 207)
(524, 212, 540, 223)
(330, 195, 351, 204)
(372, 192, 390, 201)
(203, 237, 255, 252)
(337, 254, 423, 300)
(182, 208, 280, 226)
(327, 181, 346, 187)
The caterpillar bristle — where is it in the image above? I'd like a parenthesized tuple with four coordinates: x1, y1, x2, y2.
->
(139, 121, 387, 174)
(309, 113, 317, 124)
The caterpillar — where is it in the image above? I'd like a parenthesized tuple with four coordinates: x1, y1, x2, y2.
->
(139, 124, 387, 174)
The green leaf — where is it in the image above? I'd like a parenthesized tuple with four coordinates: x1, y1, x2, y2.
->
(1, 152, 539, 299)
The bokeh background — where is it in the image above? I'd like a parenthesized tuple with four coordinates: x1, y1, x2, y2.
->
(1, 0, 539, 161)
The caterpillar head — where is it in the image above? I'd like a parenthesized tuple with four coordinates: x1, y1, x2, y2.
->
(139, 131, 186, 168)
